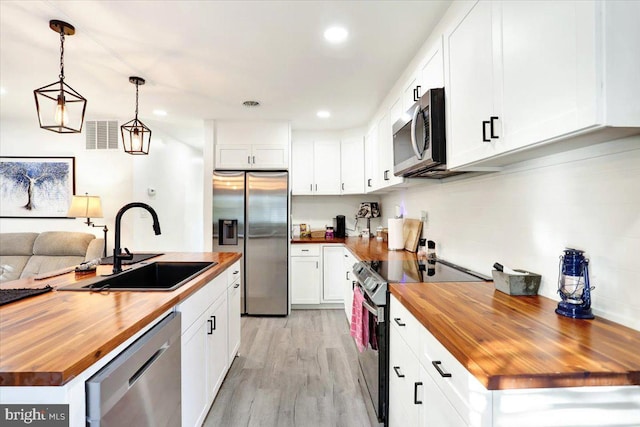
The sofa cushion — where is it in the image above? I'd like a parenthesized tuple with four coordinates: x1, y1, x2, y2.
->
(0, 233, 39, 256)
(0, 256, 31, 282)
(33, 232, 95, 257)
(20, 255, 87, 279)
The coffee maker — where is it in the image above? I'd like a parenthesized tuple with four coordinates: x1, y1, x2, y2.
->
(334, 215, 346, 238)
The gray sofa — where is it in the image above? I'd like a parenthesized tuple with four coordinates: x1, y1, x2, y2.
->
(0, 231, 104, 283)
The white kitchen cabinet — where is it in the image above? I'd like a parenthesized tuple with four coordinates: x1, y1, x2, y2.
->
(291, 140, 341, 195)
(214, 120, 289, 169)
(420, 36, 445, 92)
(389, 303, 424, 427)
(377, 106, 405, 189)
(445, 0, 640, 170)
(290, 244, 321, 304)
(227, 260, 241, 364)
(178, 273, 229, 427)
(343, 249, 357, 323)
(322, 245, 344, 302)
(421, 364, 467, 427)
(364, 125, 379, 192)
(340, 135, 365, 194)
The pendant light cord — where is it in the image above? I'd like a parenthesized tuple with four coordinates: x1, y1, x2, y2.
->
(134, 80, 139, 119)
(59, 30, 65, 81)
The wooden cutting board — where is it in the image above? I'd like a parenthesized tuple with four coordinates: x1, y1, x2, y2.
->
(403, 219, 423, 252)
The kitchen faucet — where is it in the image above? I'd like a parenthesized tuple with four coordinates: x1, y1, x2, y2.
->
(113, 202, 161, 274)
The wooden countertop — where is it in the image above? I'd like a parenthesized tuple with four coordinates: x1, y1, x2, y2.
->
(0, 252, 241, 386)
(390, 282, 640, 390)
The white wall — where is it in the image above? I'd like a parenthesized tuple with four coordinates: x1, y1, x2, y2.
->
(380, 136, 640, 331)
(0, 118, 204, 254)
(0, 117, 133, 251)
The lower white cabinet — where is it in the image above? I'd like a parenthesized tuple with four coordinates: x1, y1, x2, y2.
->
(343, 249, 357, 323)
(227, 268, 241, 363)
(291, 244, 321, 304)
(322, 245, 344, 302)
(178, 270, 233, 427)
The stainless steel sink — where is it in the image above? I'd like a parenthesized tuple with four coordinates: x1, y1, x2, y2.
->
(58, 261, 217, 291)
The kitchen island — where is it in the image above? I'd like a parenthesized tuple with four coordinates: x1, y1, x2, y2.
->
(0, 251, 241, 426)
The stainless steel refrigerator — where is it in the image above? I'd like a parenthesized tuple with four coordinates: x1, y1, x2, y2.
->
(212, 171, 288, 315)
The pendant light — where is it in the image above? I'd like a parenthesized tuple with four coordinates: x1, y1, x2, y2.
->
(33, 20, 87, 134)
(120, 76, 151, 155)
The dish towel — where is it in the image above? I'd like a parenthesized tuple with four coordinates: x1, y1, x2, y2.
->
(350, 287, 369, 352)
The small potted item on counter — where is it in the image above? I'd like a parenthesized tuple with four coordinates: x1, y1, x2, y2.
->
(325, 226, 334, 239)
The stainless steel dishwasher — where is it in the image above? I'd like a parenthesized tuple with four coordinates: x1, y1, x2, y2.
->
(86, 312, 181, 426)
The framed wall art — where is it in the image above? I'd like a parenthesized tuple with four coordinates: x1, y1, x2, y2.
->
(0, 156, 76, 218)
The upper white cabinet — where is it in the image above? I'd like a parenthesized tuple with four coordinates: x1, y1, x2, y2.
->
(445, 0, 640, 169)
(214, 121, 289, 169)
(291, 135, 365, 195)
(291, 140, 341, 195)
(340, 136, 365, 194)
(420, 36, 445, 92)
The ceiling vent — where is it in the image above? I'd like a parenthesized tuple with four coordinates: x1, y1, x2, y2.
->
(85, 120, 118, 150)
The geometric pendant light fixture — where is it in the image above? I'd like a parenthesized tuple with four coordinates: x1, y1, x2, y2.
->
(120, 76, 151, 155)
(33, 20, 87, 134)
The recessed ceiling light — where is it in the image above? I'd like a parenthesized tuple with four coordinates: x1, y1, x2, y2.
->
(317, 110, 331, 118)
(243, 100, 260, 107)
(324, 26, 348, 44)
(153, 109, 168, 116)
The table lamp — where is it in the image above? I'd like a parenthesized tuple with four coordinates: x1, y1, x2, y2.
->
(67, 193, 108, 257)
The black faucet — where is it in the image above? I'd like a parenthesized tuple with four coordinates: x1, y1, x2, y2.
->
(113, 202, 161, 274)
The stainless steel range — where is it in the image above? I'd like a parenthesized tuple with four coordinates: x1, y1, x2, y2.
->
(351, 258, 490, 426)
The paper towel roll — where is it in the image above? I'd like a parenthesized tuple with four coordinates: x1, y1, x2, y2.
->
(388, 218, 404, 250)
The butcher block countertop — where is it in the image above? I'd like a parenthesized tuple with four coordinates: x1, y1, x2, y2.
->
(390, 282, 640, 390)
(0, 252, 241, 387)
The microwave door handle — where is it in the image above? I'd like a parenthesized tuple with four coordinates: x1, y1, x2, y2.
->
(410, 105, 423, 160)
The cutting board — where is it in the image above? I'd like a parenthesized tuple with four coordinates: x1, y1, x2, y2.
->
(403, 219, 423, 252)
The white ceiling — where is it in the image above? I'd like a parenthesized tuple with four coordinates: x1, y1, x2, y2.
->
(0, 0, 451, 148)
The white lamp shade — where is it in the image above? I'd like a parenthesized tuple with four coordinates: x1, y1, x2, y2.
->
(68, 195, 103, 218)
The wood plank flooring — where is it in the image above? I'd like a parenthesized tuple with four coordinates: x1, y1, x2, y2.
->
(204, 309, 373, 427)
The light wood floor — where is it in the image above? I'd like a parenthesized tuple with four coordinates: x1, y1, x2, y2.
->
(204, 309, 373, 427)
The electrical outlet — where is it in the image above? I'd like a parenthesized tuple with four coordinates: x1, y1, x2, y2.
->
(421, 210, 428, 222)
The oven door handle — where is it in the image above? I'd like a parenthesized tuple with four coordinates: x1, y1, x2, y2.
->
(361, 300, 385, 323)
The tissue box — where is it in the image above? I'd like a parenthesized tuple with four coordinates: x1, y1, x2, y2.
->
(491, 269, 541, 296)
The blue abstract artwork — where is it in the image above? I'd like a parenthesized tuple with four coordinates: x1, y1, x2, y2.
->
(0, 157, 75, 218)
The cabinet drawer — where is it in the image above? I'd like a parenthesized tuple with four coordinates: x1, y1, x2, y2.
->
(290, 244, 320, 256)
(390, 295, 422, 357)
(227, 260, 241, 286)
(420, 327, 492, 426)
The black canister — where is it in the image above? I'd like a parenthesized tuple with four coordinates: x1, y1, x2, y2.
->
(334, 215, 346, 238)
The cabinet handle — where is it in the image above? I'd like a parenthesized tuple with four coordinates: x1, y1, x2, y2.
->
(393, 318, 406, 327)
(413, 85, 421, 102)
(414, 382, 423, 405)
(315, 184, 318, 191)
(346, 271, 350, 280)
(207, 319, 213, 335)
(316, 261, 318, 269)
(341, 183, 344, 191)
(310, 184, 312, 191)
(432, 360, 452, 377)
(482, 120, 490, 142)
(302, 249, 309, 252)
(247, 156, 251, 164)
(393, 366, 405, 378)
(211, 315, 216, 331)
(352, 280, 356, 290)
(384, 170, 390, 181)
(252, 155, 256, 164)
(490, 116, 499, 139)
(367, 178, 372, 188)
(234, 282, 240, 289)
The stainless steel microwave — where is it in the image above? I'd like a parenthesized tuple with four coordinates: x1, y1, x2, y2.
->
(392, 88, 456, 178)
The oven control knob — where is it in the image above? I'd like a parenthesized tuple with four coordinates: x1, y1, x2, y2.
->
(363, 276, 377, 291)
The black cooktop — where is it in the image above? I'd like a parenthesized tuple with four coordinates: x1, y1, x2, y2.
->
(363, 259, 491, 284)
